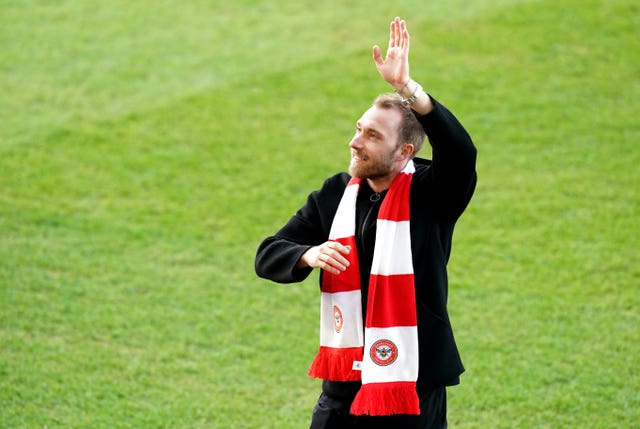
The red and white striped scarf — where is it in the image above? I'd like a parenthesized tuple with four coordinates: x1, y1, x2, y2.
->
(308, 160, 420, 416)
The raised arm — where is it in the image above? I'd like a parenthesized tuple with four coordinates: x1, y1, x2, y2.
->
(374, 17, 477, 219)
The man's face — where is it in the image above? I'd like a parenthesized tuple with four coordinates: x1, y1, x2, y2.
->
(348, 105, 402, 180)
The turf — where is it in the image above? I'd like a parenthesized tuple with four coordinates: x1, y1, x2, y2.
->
(1, 0, 638, 427)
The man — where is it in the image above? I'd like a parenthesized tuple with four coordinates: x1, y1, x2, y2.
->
(255, 17, 477, 429)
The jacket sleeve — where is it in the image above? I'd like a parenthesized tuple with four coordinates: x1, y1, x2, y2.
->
(417, 97, 478, 220)
(255, 234, 314, 284)
(255, 178, 339, 284)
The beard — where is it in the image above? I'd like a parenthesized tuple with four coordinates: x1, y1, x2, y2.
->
(348, 149, 396, 179)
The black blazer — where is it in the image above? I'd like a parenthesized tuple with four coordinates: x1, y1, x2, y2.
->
(255, 98, 477, 392)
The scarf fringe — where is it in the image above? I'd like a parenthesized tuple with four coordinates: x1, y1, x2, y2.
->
(308, 346, 363, 381)
(350, 381, 420, 416)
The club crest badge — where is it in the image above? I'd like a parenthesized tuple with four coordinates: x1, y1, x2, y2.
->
(370, 339, 398, 366)
(333, 305, 344, 333)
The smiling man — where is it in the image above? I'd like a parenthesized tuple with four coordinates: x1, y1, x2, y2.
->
(255, 17, 477, 429)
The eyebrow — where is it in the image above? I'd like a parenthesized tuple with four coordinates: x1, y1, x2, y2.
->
(356, 121, 386, 139)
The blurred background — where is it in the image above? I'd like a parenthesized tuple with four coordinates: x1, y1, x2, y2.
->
(1, 1, 638, 427)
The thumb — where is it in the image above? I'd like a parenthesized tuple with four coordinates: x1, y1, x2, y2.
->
(372, 45, 383, 66)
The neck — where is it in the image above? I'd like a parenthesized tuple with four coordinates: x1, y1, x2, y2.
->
(366, 175, 396, 193)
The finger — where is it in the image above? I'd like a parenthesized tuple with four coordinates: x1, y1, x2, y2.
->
(334, 242, 352, 255)
(319, 253, 345, 274)
(322, 263, 341, 275)
(333, 253, 350, 270)
(322, 243, 351, 269)
(392, 17, 400, 47)
(326, 240, 351, 253)
(395, 17, 405, 47)
(405, 27, 410, 52)
(372, 45, 383, 66)
(324, 248, 350, 268)
(399, 19, 408, 49)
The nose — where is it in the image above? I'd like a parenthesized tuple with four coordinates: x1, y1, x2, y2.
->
(349, 132, 363, 149)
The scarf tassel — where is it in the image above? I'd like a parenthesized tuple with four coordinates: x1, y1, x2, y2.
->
(308, 346, 363, 381)
(350, 381, 420, 416)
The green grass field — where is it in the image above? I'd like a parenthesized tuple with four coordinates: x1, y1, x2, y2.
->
(1, 0, 638, 427)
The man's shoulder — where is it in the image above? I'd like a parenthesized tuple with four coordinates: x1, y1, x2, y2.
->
(318, 172, 351, 192)
(413, 157, 433, 180)
(305, 172, 350, 204)
(302, 173, 350, 217)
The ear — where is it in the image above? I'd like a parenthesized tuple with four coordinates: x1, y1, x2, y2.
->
(401, 143, 415, 159)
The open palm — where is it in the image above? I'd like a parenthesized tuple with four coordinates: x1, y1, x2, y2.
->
(373, 17, 411, 89)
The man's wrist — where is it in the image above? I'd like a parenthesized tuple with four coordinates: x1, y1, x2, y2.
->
(394, 79, 434, 115)
(394, 78, 421, 100)
(401, 81, 423, 106)
(393, 78, 412, 94)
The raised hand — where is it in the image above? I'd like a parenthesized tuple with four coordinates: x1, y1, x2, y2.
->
(373, 17, 411, 90)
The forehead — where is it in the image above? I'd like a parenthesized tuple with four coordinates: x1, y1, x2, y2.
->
(357, 105, 402, 137)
